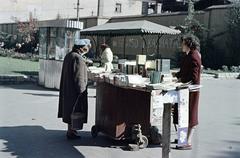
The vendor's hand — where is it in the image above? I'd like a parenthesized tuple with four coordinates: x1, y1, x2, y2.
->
(86, 59, 93, 64)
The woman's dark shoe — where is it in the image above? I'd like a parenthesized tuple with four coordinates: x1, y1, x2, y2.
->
(66, 132, 81, 140)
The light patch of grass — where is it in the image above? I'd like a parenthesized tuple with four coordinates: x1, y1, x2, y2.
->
(0, 56, 39, 75)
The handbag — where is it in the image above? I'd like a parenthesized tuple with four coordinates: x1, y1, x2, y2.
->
(71, 95, 86, 130)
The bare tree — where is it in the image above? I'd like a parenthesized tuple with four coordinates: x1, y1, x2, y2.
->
(16, 12, 38, 42)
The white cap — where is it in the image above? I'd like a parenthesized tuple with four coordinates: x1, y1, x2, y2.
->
(82, 39, 91, 47)
(74, 39, 87, 46)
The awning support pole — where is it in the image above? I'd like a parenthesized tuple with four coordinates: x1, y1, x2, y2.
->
(142, 35, 147, 55)
(89, 36, 97, 58)
(123, 36, 126, 58)
(157, 34, 163, 59)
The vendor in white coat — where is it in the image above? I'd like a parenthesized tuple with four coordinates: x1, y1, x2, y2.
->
(100, 44, 113, 72)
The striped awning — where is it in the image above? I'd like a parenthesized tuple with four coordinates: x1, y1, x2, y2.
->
(80, 20, 181, 36)
(38, 20, 83, 29)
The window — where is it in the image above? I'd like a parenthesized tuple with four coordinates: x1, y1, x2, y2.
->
(115, 3, 122, 13)
(39, 28, 47, 59)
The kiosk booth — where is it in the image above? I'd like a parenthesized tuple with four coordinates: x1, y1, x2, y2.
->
(38, 19, 83, 89)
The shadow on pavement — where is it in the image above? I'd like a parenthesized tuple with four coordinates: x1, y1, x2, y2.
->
(208, 150, 240, 158)
(23, 92, 96, 98)
(0, 126, 85, 158)
(1, 84, 58, 91)
(0, 126, 138, 158)
(233, 117, 240, 126)
(71, 132, 129, 148)
(207, 140, 240, 158)
(23, 92, 59, 97)
(233, 122, 240, 126)
(2, 83, 96, 92)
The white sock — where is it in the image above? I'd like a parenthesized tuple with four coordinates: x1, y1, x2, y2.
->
(187, 126, 196, 145)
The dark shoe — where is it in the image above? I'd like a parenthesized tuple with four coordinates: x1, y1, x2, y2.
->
(171, 139, 178, 144)
(66, 132, 81, 140)
(176, 144, 192, 150)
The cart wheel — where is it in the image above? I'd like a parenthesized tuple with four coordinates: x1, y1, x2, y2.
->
(91, 125, 98, 138)
(139, 135, 148, 149)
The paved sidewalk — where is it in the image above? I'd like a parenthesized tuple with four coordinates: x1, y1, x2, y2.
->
(0, 79, 240, 158)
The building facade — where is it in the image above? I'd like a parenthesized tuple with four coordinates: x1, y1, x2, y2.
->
(0, 0, 142, 24)
(141, 0, 231, 14)
(0, 1, 236, 67)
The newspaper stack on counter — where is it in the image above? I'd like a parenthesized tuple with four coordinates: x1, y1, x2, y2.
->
(87, 66, 107, 81)
(88, 66, 149, 87)
(146, 81, 202, 92)
(87, 66, 202, 91)
(146, 82, 183, 91)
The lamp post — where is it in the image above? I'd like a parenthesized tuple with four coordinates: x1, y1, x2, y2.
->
(77, 0, 80, 21)
(75, 0, 83, 21)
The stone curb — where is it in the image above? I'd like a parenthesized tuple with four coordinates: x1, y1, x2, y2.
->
(201, 73, 215, 79)
(0, 75, 38, 85)
(215, 72, 240, 79)
(202, 71, 240, 79)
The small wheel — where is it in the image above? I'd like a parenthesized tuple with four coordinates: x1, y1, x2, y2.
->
(139, 135, 148, 149)
(91, 125, 98, 138)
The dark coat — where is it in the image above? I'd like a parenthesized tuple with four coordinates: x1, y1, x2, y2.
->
(58, 51, 88, 124)
(176, 50, 202, 128)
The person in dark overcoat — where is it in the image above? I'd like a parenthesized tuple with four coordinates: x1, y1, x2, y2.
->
(174, 34, 202, 150)
(58, 39, 90, 139)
